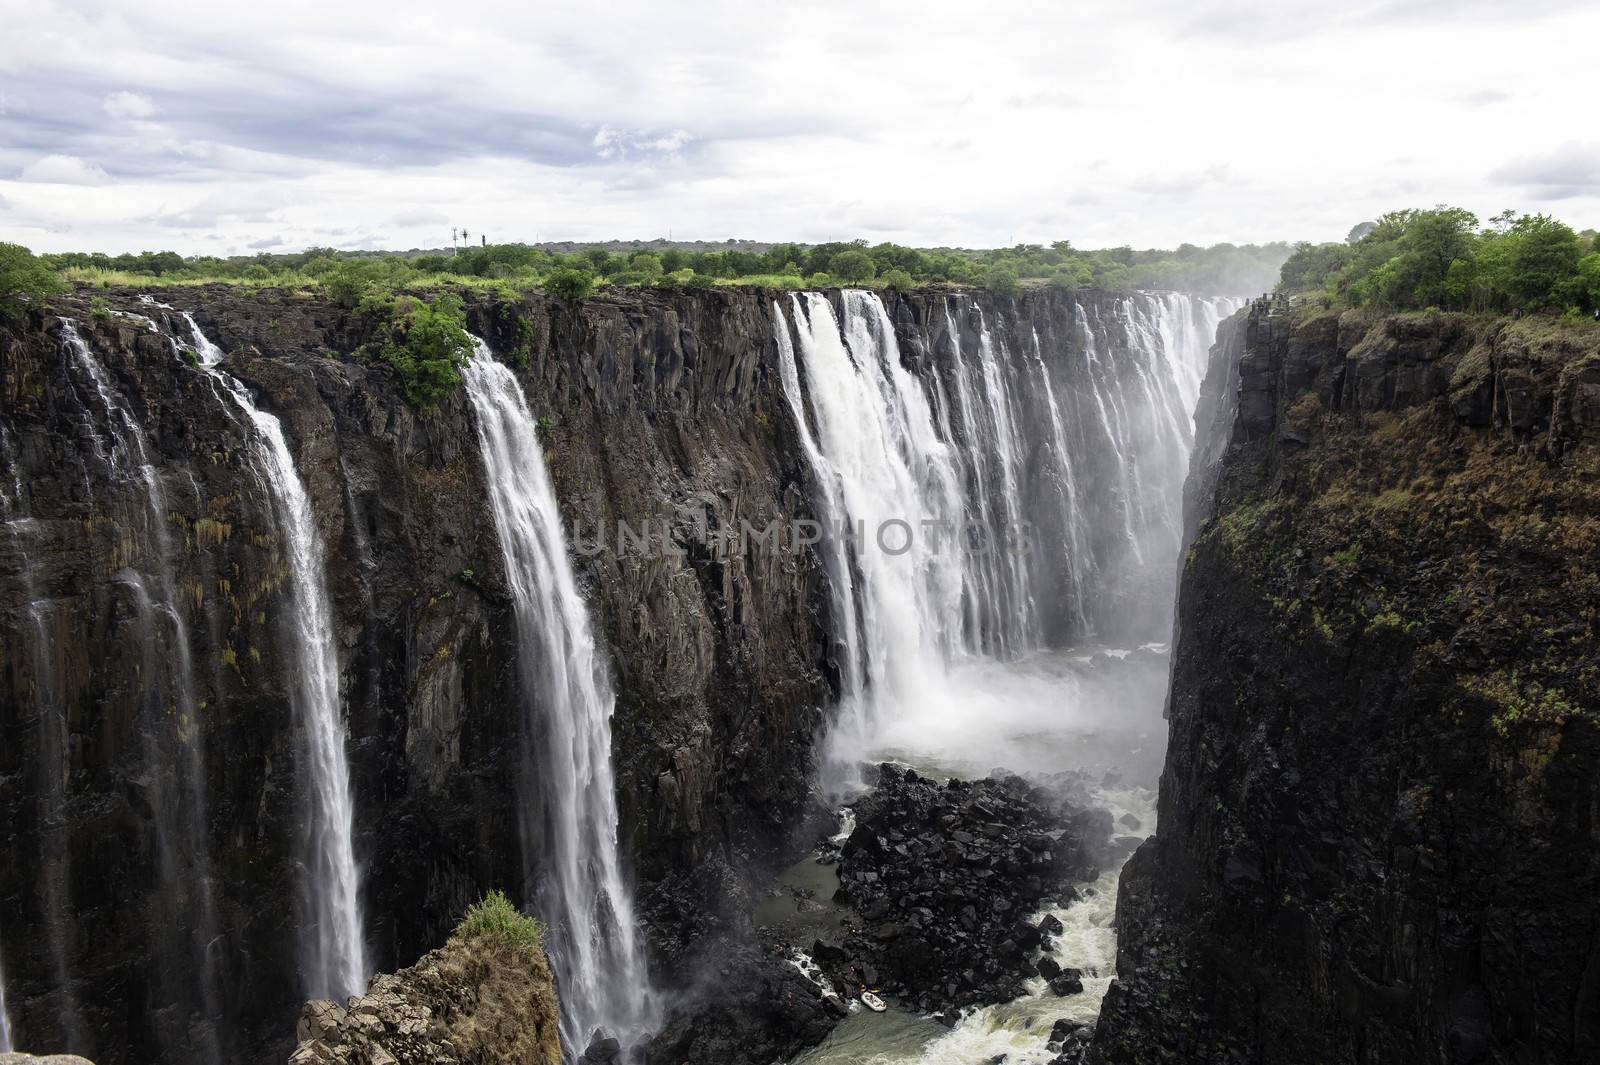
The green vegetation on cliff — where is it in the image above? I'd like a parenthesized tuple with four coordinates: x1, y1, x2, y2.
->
(364, 292, 474, 409)
(455, 889, 545, 952)
(1278, 207, 1600, 315)
(0, 242, 66, 319)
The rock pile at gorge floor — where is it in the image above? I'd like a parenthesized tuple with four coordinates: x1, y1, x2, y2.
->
(1092, 307, 1600, 1064)
(830, 764, 1110, 1013)
(287, 934, 560, 1065)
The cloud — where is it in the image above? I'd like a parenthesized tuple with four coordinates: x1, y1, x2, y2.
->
(17, 154, 110, 185)
(1460, 89, 1510, 106)
(102, 91, 158, 119)
(592, 126, 693, 160)
(1490, 141, 1600, 199)
(390, 207, 450, 227)
(247, 236, 285, 248)
(1006, 91, 1081, 110)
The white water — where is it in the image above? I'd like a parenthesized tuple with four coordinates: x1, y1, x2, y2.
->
(777, 290, 1238, 1064)
(461, 339, 655, 1052)
(778, 292, 967, 776)
(0, 928, 10, 1052)
(58, 319, 226, 1054)
(160, 302, 368, 1000)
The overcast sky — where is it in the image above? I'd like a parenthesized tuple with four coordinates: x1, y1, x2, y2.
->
(2, 0, 1597, 255)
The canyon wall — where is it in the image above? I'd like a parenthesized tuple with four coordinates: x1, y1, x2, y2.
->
(0, 284, 1223, 1063)
(1094, 306, 1600, 1063)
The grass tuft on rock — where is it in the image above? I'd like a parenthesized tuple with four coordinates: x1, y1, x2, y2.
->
(455, 890, 545, 952)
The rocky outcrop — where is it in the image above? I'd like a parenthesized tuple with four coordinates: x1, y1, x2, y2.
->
(1093, 308, 1600, 1064)
(288, 934, 560, 1065)
(0, 1055, 98, 1065)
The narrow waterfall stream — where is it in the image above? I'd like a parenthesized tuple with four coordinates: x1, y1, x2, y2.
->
(57, 318, 225, 1059)
(163, 303, 369, 1001)
(461, 339, 655, 1054)
(774, 290, 1238, 1065)
(0, 929, 11, 1053)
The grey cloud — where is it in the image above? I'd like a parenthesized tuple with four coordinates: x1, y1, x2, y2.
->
(247, 236, 284, 249)
(1167, 0, 1590, 41)
(1461, 89, 1511, 106)
(1491, 142, 1600, 197)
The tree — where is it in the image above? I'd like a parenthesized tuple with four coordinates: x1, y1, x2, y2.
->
(1278, 241, 1351, 294)
(1501, 214, 1583, 310)
(985, 264, 1020, 296)
(0, 242, 66, 319)
(1574, 253, 1600, 312)
(879, 268, 916, 290)
(828, 250, 875, 283)
(628, 252, 664, 279)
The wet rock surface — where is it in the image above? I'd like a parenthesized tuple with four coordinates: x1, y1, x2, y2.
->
(642, 942, 845, 1065)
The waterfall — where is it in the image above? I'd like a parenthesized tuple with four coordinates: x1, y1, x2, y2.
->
(776, 289, 1240, 766)
(0, 929, 10, 1053)
(777, 292, 967, 765)
(461, 338, 654, 1053)
(57, 318, 225, 1058)
(163, 304, 368, 1000)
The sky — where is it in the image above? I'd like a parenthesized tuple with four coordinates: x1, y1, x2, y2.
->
(1, 0, 1598, 256)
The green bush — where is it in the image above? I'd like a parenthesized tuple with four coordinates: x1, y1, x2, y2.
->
(879, 268, 916, 290)
(828, 250, 876, 283)
(985, 264, 1020, 296)
(0, 242, 66, 320)
(545, 267, 594, 301)
(378, 293, 474, 409)
(455, 889, 544, 952)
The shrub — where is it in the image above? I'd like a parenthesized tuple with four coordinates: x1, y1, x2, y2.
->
(879, 268, 916, 290)
(378, 292, 473, 408)
(545, 267, 594, 301)
(455, 889, 544, 952)
(0, 242, 66, 320)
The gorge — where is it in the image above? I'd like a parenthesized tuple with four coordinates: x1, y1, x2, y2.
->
(2, 277, 1595, 1065)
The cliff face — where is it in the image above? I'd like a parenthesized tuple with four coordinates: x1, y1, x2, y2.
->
(1094, 308, 1600, 1063)
(0, 283, 1216, 1064)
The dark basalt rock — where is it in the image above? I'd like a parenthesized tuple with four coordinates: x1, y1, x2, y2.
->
(642, 942, 843, 1065)
(825, 763, 1110, 1014)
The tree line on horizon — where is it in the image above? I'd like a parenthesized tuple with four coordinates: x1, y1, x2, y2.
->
(1277, 208, 1600, 316)
(26, 236, 1290, 300)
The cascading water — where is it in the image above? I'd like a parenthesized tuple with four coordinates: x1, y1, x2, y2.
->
(161, 304, 368, 1001)
(57, 318, 225, 1060)
(0, 925, 9, 1053)
(778, 289, 1239, 1065)
(777, 292, 967, 770)
(461, 338, 655, 1054)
